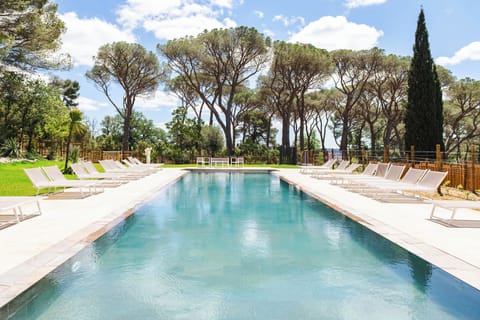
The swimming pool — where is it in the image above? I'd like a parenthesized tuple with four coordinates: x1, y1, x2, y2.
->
(4, 173, 480, 319)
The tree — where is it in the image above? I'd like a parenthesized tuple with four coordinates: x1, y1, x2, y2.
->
(201, 126, 224, 156)
(370, 55, 409, 152)
(331, 48, 383, 157)
(51, 79, 82, 172)
(159, 26, 269, 156)
(165, 106, 202, 163)
(63, 108, 86, 172)
(86, 42, 162, 154)
(405, 9, 444, 154)
(96, 111, 164, 152)
(443, 78, 480, 156)
(0, 0, 70, 71)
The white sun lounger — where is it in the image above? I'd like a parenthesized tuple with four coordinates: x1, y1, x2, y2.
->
(42, 166, 105, 195)
(427, 200, 480, 226)
(300, 159, 337, 174)
(25, 167, 100, 197)
(311, 163, 362, 179)
(70, 163, 126, 187)
(0, 196, 43, 227)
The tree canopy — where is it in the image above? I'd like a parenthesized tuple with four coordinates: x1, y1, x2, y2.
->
(405, 9, 444, 154)
(86, 42, 162, 153)
(0, 0, 70, 71)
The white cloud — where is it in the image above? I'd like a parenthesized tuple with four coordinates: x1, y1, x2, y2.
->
(254, 10, 264, 18)
(344, 0, 387, 9)
(209, 0, 234, 8)
(116, 0, 239, 40)
(77, 96, 109, 111)
(136, 91, 179, 110)
(289, 16, 383, 50)
(143, 16, 226, 40)
(59, 12, 135, 66)
(436, 42, 480, 66)
(273, 15, 305, 27)
(223, 17, 237, 28)
(263, 29, 275, 37)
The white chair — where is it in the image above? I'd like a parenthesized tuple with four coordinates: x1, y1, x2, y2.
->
(0, 196, 42, 227)
(24, 167, 99, 196)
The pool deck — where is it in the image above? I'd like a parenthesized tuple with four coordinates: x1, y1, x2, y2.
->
(1, 168, 480, 310)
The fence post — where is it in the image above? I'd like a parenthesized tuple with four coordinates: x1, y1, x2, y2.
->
(383, 146, 389, 163)
(436, 144, 442, 171)
(361, 147, 366, 168)
(471, 145, 476, 193)
(410, 145, 415, 167)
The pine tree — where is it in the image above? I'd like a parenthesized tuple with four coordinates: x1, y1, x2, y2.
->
(405, 9, 444, 155)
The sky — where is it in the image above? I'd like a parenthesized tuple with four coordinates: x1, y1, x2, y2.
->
(50, 0, 480, 143)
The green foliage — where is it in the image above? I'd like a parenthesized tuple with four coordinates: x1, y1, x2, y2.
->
(165, 107, 201, 163)
(405, 9, 444, 153)
(96, 111, 166, 152)
(159, 26, 269, 155)
(201, 126, 224, 156)
(0, 0, 70, 71)
(86, 41, 162, 152)
(0, 138, 23, 158)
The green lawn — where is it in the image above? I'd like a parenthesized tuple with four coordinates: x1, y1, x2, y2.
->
(0, 160, 299, 196)
(0, 160, 71, 196)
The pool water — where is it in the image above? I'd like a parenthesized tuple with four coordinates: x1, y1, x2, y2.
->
(5, 173, 480, 319)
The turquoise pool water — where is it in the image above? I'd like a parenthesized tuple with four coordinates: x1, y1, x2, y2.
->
(5, 173, 480, 319)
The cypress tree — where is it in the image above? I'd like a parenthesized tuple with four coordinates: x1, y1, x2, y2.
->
(405, 9, 444, 155)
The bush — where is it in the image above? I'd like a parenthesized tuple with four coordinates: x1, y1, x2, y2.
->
(0, 138, 23, 158)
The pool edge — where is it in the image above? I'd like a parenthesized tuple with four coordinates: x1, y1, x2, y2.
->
(0, 170, 189, 312)
(274, 170, 480, 292)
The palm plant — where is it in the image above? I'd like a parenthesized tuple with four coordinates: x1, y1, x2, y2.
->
(0, 138, 23, 158)
(63, 108, 86, 172)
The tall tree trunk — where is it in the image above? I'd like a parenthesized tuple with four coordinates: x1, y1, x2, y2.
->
(63, 122, 73, 172)
(340, 115, 349, 159)
(122, 107, 132, 157)
(281, 113, 290, 147)
(298, 94, 305, 151)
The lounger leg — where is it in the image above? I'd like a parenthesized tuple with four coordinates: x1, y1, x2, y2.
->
(13, 207, 20, 223)
(448, 208, 458, 226)
(36, 200, 42, 215)
(429, 204, 437, 219)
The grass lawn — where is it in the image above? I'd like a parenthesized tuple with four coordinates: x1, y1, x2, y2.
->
(1, 160, 299, 196)
(0, 160, 72, 196)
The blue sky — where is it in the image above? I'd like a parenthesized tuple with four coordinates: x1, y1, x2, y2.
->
(51, 0, 480, 140)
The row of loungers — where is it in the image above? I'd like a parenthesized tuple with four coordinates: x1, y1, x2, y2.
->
(307, 161, 480, 226)
(24, 158, 161, 198)
(1, 159, 160, 229)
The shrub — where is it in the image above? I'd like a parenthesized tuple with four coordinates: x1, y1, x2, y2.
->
(0, 138, 23, 158)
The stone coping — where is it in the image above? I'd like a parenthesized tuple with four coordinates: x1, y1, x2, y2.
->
(2, 168, 480, 315)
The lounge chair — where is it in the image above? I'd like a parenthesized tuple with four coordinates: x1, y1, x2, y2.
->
(196, 157, 209, 167)
(70, 163, 126, 187)
(427, 200, 480, 226)
(24, 167, 100, 196)
(300, 159, 337, 174)
(333, 163, 395, 186)
(99, 160, 150, 177)
(122, 159, 159, 173)
(82, 161, 139, 180)
(343, 170, 447, 202)
(0, 196, 43, 228)
(230, 157, 244, 167)
(128, 157, 162, 168)
(311, 163, 362, 179)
